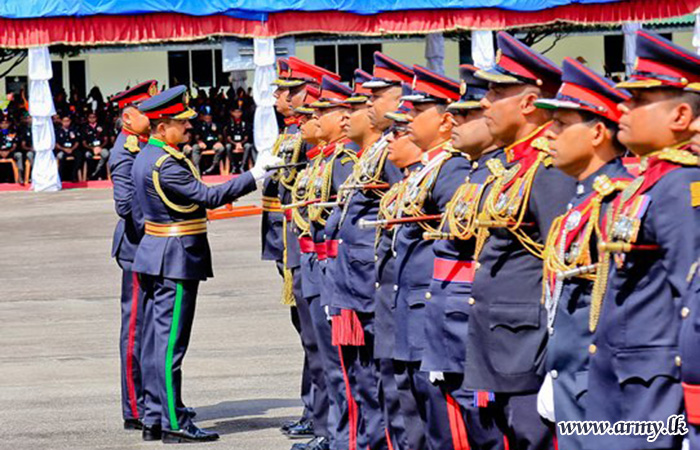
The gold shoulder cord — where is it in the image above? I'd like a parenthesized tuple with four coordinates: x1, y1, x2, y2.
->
(279, 133, 304, 190)
(375, 179, 407, 248)
(347, 135, 390, 198)
(481, 151, 548, 258)
(290, 165, 313, 235)
(152, 147, 202, 214)
(400, 152, 453, 234)
(446, 173, 497, 240)
(587, 178, 632, 332)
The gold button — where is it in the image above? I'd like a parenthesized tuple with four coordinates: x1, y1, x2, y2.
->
(682, 307, 690, 319)
(468, 297, 475, 305)
(676, 356, 682, 367)
(339, 239, 343, 244)
(425, 292, 432, 300)
(589, 344, 597, 354)
(393, 285, 398, 292)
(475, 262, 481, 270)
(375, 255, 379, 262)
(550, 370, 558, 379)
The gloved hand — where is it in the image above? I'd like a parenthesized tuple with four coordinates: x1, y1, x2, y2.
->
(250, 151, 283, 182)
(429, 371, 445, 384)
(537, 372, 555, 423)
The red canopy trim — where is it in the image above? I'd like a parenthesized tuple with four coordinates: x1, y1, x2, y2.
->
(0, 0, 694, 48)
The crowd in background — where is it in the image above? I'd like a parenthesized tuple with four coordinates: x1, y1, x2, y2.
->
(0, 84, 262, 184)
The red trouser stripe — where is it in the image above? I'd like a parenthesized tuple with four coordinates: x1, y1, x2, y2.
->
(385, 427, 395, 450)
(338, 347, 358, 450)
(126, 272, 140, 419)
(446, 393, 470, 450)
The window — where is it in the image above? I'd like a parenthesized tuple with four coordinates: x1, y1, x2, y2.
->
(5, 76, 27, 96)
(314, 43, 383, 82)
(604, 32, 673, 76)
(50, 61, 64, 95)
(459, 36, 473, 65)
(168, 49, 230, 91)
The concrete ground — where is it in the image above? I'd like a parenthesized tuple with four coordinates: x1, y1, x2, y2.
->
(0, 188, 306, 450)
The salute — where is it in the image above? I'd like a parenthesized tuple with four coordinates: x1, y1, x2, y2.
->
(107, 80, 158, 434)
(532, 59, 631, 450)
(132, 86, 280, 443)
(462, 31, 576, 450)
(586, 30, 700, 450)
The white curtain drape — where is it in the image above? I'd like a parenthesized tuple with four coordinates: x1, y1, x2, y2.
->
(252, 38, 279, 155)
(623, 23, 643, 77)
(29, 47, 60, 191)
(472, 31, 496, 70)
(425, 33, 445, 75)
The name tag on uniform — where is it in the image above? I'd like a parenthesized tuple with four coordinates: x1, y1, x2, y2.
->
(65, 142, 72, 148)
(234, 135, 242, 141)
(93, 140, 100, 146)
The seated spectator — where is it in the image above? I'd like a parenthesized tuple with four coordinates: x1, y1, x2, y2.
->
(192, 106, 227, 175)
(19, 113, 34, 182)
(55, 115, 84, 182)
(82, 111, 110, 179)
(0, 114, 24, 183)
(225, 108, 255, 173)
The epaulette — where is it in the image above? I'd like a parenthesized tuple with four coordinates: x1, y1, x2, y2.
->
(532, 136, 550, 153)
(543, 156, 553, 167)
(657, 148, 700, 167)
(162, 144, 186, 160)
(592, 175, 630, 197)
(486, 158, 505, 177)
(341, 156, 354, 165)
(125, 135, 140, 153)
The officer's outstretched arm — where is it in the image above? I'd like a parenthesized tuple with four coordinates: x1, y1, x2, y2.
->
(159, 158, 257, 209)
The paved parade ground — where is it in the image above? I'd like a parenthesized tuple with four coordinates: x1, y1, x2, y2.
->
(0, 188, 303, 450)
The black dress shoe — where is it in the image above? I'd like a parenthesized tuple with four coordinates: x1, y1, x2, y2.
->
(162, 423, 219, 444)
(285, 420, 315, 439)
(123, 418, 143, 430)
(307, 437, 330, 450)
(142, 424, 162, 441)
(281, 418, 306, 434)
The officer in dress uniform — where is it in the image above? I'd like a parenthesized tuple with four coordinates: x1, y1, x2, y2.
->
(286, 83, 336, 450)
(462, 31, 576, 450)
(585, 30, 700, 450)
(421, 64, 506, 450)
(529, 59, 632, 450)
(132, 86, 281, 443)
(334, 52, 414, 450)
(372, 99, 428, 450)
(680, 113, 700, 449)
(384, 65, 471, 450)
(273, 58, 341, 446)
(302, 75, 360, 450)
(107, 80, 158, 434)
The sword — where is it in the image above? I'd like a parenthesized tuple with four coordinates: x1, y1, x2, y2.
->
(281, 195, 338, 210)
(267, 161, 308, 171)
(422, 231, 455, 240)
(475, 219, 535, 228)
(598, 242, 660, 253)
(556, 264, 598, 281)
(358, 214, 443, 229)
(339, 183, 391, 191)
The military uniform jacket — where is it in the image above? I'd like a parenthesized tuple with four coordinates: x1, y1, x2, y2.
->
(332, 134, 403, 314)
(463, 124, 576, 393)
(393, 145, 470, 363)
(374, 162, 422, 360)
(260, 123, 301, 262)
(422, 149, 506, 374)
(110, 130, 147, 269)
(585, 146, 700, 450)
(680, 259, 700, 387)
(317, 139, 358, 307)
(542, 158, 630, 449)
(132, 137, 257, 281)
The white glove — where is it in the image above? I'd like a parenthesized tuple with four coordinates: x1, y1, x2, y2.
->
(429, 371, 445, 384)
(537, 372, 556, 423)
(250, 151, 283, 182)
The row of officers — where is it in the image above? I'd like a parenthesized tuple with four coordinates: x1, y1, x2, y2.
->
(107, 29, 700, 449)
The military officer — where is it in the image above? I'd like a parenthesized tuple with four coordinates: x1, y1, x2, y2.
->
(680, 111, 700, 449)
(421, 64, 506, 450)
(326, 52, 415, 450)
(462, 31, 576, 450)
(385, 65, 472, 450)
(132, 86, 281, 443)
(107, 80, 158, 434)
(531, 59, 632, 450)
(305, 75, 360, 450)
(585, 30, 700, 450)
